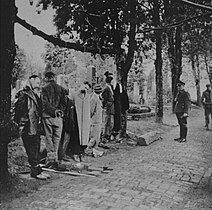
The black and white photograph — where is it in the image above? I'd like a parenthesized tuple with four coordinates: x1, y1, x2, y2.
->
(0, 0, 212, 209)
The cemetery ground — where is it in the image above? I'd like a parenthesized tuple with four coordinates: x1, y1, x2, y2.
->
(1, 106, 212, 209)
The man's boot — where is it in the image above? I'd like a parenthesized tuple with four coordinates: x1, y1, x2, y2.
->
(30, 166, 47, 180)
(174, 137, 181, 141)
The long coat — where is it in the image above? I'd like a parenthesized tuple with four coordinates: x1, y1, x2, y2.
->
(174, 90, 190, 114)
(70, 91, 91, 146)
(58, 97, 81, 159)
(102, 84, 114, 115)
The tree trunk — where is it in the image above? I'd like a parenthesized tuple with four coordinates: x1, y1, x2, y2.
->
(195, 54, 201, 106)
(115, 55, 131, 138)
(154, 35, 163, 123)
(191, 55, 201, 106)
(204, 54, 212, 84)
(167, 26, 183, 112)
(0, 0, 16, 181)
(116, 0, 136, 137)
(153, 0, 163, 123)
(120, 70, 128, 138)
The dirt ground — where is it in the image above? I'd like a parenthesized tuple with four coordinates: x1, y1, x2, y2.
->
(0, 107, 174, 203)
(1, 106, 211, 210)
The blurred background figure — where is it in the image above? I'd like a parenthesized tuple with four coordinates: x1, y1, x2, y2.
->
(201, 84, 212, 130)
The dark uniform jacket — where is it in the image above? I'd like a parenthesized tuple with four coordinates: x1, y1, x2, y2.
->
(102, 84, 114, 115)
(174, 90, 190, 114)
(41, 81, 68, 118)
(201, 90, 212, 110)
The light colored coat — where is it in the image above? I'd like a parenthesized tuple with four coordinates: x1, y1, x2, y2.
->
(90, 93, 103, 125)
(70, 91, 91, 146)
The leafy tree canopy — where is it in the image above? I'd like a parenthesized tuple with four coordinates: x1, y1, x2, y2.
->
(37, 0, 150, 55)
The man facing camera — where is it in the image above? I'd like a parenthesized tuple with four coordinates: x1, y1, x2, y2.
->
(174, 81, 190, 143)
(14, 75, 49, 180)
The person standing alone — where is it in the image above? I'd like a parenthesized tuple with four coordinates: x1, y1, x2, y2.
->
(201, 84, 212, 130)
(174, 81, 190, 143)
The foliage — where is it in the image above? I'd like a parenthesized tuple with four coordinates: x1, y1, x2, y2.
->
(42, 43, 77, 75)
(182, 0, 212, 58)
(12, 45, 27, 88)
(37, 0, 154, 81)
(39, 0, 139, 51)
(127, 51, 146, 94)
(42, 42, 115, 79)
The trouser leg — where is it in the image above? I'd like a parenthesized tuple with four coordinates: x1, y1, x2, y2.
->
(103, 113, 110, 138)
(52, 117, 63, 162)
(104, 114, 114, 137)
(204, 108, 210, 126)
(180, 117, 188, 139)
(21, 134, 42, 176)
(43, 118, 56, 162)
(176, 113, 181, 138)
(176, 113, 188, 139)
(58, 129, 67, 160)
(59, 131, 70, 159)
(90, 124, 101, 148)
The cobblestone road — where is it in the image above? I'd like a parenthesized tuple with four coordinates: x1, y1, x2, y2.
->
(2, 109, 212, 210)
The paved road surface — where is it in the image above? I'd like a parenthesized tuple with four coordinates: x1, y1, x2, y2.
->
(3, 109, 212, 210)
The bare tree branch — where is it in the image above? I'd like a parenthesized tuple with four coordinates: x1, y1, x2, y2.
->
(15, 15, 118, 55)
(182, 0, 212, 11)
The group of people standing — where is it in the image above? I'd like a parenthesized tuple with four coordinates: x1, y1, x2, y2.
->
(13, 70, 129, 180)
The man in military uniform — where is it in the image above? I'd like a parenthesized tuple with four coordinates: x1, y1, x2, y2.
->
(174, 81, 190, 143)
(201, 84, 212, 130)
